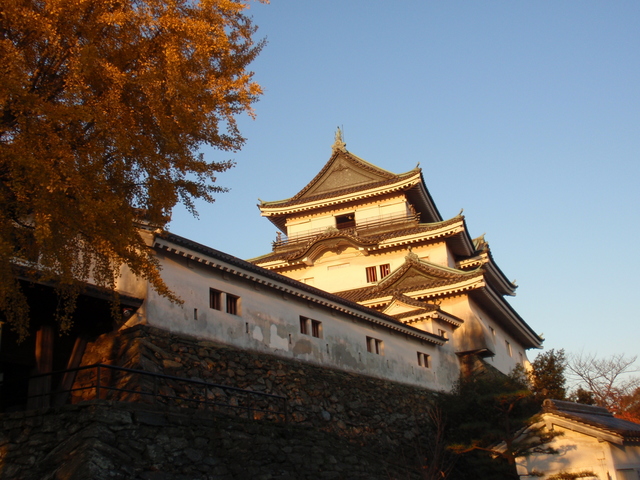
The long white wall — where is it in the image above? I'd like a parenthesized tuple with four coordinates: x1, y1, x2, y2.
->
(128, 245, 460, 392)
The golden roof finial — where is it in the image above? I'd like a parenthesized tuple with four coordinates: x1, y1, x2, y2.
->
(332, 126, 347, 153)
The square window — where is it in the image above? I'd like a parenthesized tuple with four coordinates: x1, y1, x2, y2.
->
(366, 336, 383, 355)
(210, 288, 222, 310)
(379, 264, 391, 278)
(300, 317, 322, 338)
(417, 352, 430, 368)
(437, 329, 447, 339)
(366, 266, 378, 283)
(226, 294, 240, 315)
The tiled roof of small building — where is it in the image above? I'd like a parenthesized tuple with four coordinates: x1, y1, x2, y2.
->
(544, 399, 640, 441)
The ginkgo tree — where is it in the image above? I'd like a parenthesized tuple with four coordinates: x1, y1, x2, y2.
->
(0, 0, 265, 339)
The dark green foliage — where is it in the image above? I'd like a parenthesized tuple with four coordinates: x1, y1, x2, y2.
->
(570, 387, 596, 405)
(431, 367, 560, 480)
(530, 349, 567, 401)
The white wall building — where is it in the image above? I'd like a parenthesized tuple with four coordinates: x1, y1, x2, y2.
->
(517, 400, 640, 480)
(120, 229, 459, 391)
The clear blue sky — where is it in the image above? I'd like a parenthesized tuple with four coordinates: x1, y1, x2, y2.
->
(169, 1, 640, 362)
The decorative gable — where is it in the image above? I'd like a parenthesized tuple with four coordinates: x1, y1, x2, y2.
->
(383, 265, 449, 290)
(377, 253, 476, 292)
(298, 152, 395, 199)
(383, 295, 437, 316)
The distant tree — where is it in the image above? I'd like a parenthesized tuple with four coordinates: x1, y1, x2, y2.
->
(529, 349, 567, 402)
(568, 353, 640, 418)
(0, 0, 265, 339)
(570, 387, 596, 406)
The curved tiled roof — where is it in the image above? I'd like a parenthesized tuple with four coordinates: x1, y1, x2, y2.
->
(258, 148, 442, 228)
(335, 274, 483, 303)
(388, 293, 441, 310)
(392, 308, 439, 320)
(264, 171, 420, 209)
(250, 216, 470, 266)
(335, 258, 485, 303)
(260, 150, 411, 208)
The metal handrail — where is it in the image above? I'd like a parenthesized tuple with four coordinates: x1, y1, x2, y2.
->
(23, 363, 288, 422)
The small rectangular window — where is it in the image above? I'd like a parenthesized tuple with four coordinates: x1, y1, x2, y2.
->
(379, 263, 391, 278)
(437, 329, 447, 339)
(366, 266, 378, 283)
(209, 288, 222, 310)
(417, 352, 430, 368)
(505, 340, 512, 357)
(311, 320, 322, 338)
(300, 316, 309, 335)
(366, 336, 383, 355)
(226, 294, 240, 315)
(336, 213, 355, 230)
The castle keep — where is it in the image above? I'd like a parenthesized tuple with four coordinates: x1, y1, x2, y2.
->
(251, 130, 541, 378)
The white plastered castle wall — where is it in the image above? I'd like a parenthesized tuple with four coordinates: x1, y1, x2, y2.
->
(439, 295, 530, 374)
(282, 241, 454, 295)
(126, 242, 460, 392)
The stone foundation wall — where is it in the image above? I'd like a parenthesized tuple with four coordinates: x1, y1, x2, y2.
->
(0, 401, 422, 480)
(1, 325, 444, 479)
(76, 324, 438, 448)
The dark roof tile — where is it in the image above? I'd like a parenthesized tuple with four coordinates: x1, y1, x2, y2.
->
(544, 399, 640, 440)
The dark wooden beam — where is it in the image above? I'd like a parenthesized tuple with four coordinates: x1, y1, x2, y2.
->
(52, 335, 88, 407)
(27, 325, 54, 409)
